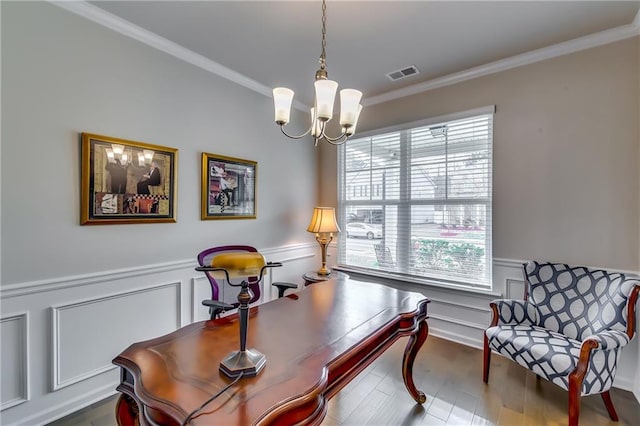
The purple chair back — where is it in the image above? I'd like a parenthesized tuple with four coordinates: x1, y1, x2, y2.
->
(196, 245, 262, 305)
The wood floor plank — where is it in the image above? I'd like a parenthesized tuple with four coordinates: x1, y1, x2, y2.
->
(48, 336, 639, 426)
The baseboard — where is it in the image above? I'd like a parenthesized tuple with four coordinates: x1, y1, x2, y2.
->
(6, 384, 117, 426)
(429, 326, 483, 350)
(612, 376, 634, 394)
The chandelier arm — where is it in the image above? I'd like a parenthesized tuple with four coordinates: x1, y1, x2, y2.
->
(323, 136, 349, 146)
(321, 128, 349, 144)
(280, 124, 313, 140)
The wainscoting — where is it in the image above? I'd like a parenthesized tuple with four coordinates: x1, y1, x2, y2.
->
(1, 245, 638, 425)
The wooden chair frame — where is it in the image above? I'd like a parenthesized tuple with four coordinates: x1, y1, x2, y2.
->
(483, 282, 639, 426)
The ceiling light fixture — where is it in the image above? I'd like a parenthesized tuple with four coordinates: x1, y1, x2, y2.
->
(272, 0, 363, 146)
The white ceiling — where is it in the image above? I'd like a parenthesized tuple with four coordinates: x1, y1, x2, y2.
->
(89, 1, 640, 107)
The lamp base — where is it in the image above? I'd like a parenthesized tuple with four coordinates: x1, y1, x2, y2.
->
(316, 267, 331, 276)
(219, 349, 266, 378)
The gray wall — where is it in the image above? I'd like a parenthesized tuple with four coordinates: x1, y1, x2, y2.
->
(1, 1, 316, 285)
(322, 37, 639, 272)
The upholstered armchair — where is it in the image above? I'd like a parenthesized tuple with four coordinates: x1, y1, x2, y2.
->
(483, 261, 640, 426)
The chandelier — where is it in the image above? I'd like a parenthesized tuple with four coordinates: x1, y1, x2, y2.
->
(272, 0, 363, 146)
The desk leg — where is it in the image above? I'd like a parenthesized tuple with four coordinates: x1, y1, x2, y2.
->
(116, 394, 139, 426)
(402, 319, 428, 404)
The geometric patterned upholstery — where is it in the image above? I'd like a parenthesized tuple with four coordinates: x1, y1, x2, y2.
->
(486, 324, 627, 395)
(485, 261, 639, 397)
(524, 261, 637, 340)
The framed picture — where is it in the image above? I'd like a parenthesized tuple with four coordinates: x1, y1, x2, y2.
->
(81, 133, 178, 225)
(201, 152, 256, 220)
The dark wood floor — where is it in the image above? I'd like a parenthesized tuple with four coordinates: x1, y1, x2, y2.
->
(48, 336, 640, 425)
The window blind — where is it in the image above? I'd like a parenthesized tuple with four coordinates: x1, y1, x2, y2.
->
(337, 108, 493, 289)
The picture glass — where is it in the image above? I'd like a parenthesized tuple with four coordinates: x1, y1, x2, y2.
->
(202, 153, 256, 219)
(81, 133, 177, 224)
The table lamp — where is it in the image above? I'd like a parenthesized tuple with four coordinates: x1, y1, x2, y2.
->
(306, 207, 340, 276)
(195, 252, 282, 378)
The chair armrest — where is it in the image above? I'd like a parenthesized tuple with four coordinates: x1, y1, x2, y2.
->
(272, 282, 298, 298)
(489, 299, 537, 326)
(583, 329, 631, 351)
(202, 300, 234, 320)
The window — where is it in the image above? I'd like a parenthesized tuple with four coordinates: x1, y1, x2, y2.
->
(338, 107, 494, 289)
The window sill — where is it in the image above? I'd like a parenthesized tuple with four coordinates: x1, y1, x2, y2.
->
(333, 265, 502, 298)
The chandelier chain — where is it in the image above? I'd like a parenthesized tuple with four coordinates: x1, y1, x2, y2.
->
(320, 0, 327, 70)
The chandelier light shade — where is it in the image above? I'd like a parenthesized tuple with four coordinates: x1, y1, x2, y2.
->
(272, 0, 363, 146)
(307, 207, 341, 275)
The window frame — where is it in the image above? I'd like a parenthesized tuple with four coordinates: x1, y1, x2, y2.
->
(337, 106, 495, 290)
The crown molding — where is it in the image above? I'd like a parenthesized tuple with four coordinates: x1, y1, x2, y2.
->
(365, 19, 640, 106)
(49, 1, 309, 111)
(51, 1, 640, 110)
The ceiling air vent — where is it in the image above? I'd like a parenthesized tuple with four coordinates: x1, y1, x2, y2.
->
(386, 65, 420, 81)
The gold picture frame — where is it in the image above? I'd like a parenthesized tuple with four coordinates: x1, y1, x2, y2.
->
(201, 152, 256, 220)
(81, 133, 178, 225)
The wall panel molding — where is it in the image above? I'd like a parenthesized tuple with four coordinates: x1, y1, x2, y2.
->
(2, 250, 637, 424)
(505, 278, 525, 299)
(51, 282, 181, 391)
(428, 297, 491, 313)
(1, 243, 318, 300)
(0, 312, 29, 411)
(1, 259, 195, 299)
(12, 383, 118, 426)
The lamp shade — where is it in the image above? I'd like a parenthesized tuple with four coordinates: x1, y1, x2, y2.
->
(306, 207, 341, 234)
(210, 252, 267, 278)
(345, 104, 363, 136)
(314, 80, 339, 121)
(273, 87, 295, 124)
(339, 89, 363, 127)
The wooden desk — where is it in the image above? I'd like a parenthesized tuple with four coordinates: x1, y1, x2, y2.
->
(113, 278, 430, 425)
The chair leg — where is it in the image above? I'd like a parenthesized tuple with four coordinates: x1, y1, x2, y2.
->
(600, 391, 619, 421)
(483, 333, 491, 383)
(568, 376, 581, 426)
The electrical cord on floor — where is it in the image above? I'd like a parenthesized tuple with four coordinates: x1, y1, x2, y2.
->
(182, 371, 245, 425)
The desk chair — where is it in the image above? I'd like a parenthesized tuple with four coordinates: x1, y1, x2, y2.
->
(197, 245, 297, 319)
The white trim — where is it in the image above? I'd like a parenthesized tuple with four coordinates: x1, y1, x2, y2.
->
(191, 275, 208, 324)
(49, 0, 308, 112)
(428, 297, 491, 313)
(0, 312, 30, 411)
(429, 313, 486, 332)
(190, 246, 316, 322)
(365, 21, 640, 106)
(0, 259, 195, 299)
(505, 278, 525, 300)
(0, 243, 319, 299)
(493, 257, 526, 269)
(8, 383, 118, 426)
(336, 266, 502, 298)
(429, 326, 483, 350)
(494, 258, 640, 277)
(51, 281, 182, 391)
(49, 2, 640, 112)
(613, 376, 634, 393)
(352, 105, 496, 140)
